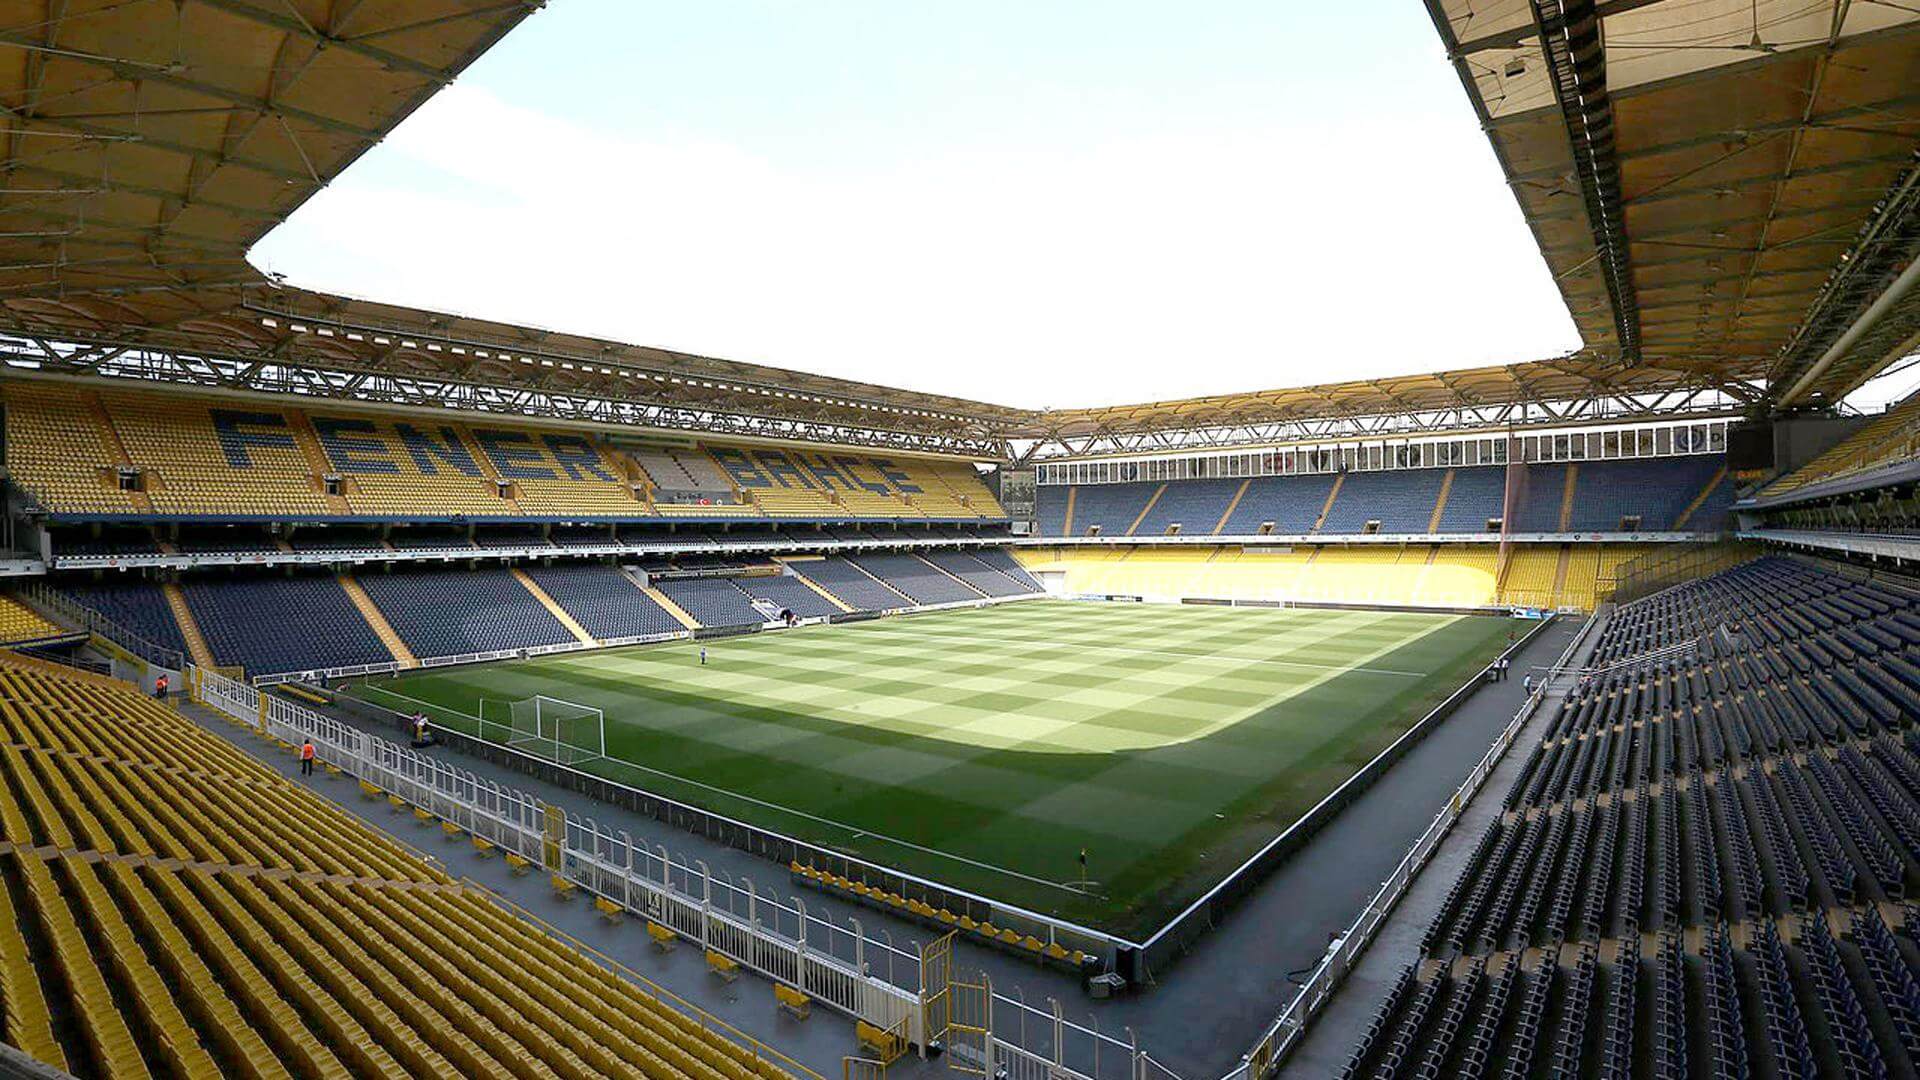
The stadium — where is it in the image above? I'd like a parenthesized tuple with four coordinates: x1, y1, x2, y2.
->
(0, 2, 1914, 1080)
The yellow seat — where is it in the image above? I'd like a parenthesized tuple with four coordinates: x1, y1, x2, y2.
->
(774, 984, 811, 1020)
(706, 949, 740, 982)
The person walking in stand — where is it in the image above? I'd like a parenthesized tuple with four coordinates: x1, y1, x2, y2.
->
(298, 738, 316, 777)
(153, 673, 168, 700)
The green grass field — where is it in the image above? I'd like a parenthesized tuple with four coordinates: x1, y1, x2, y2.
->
(350, 600, 1510, 935)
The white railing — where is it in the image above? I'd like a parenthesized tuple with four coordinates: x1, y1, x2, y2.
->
(196, 663, 1175, 1080)
(196, 665, 928, 1044)
(1220, 610, 1601, 1080)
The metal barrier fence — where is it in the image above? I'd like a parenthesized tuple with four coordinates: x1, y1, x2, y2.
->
(194, 665, 1160, 1080)
(192, 666, 924, 1045)
(1220, 610, 1601, 1080)
(332, 681, 1135, 974)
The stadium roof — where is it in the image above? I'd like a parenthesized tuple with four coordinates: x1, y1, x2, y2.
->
(1, 2, 1915, 459)
(0, 0, 537, 300)
(1424, 0, 1920, 412)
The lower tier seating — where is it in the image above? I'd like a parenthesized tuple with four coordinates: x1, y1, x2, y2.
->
(54, 580, 187, 655)
(522, 563, 684, 640)
(358, 568, 575, 656)
(734, 573, 843, 618)
(656, 578, 766, 629)
(57, 545, 1033, 669)
(1354, 555, 1920, 1078)
(1015, 543, 1630, 610)
(846, 554, 980, 604)
(787, 557, 911, 611)
(922, 551, 1033, 597)
(0, 655, 795, 1080)
(182, 574, 393, 676)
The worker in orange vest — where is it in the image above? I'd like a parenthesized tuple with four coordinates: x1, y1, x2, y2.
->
(299, 738, 316, 777)
(153, 673, 168, 700)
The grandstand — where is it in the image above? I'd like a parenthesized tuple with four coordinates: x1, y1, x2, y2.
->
(0, 1, 1916, 1079)
(1300, 556, 1920, 1079)
(0, 653, 792, 1080)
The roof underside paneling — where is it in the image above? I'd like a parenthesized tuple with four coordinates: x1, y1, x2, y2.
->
(1, 1, 1915, 452)
(1430, 0, 1920, 410)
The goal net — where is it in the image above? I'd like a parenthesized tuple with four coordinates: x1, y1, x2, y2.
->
(480, 695, 607, 767)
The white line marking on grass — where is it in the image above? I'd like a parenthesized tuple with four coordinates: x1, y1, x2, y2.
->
(352, 681, 1091, 896)
(812, 626, 1433, 679)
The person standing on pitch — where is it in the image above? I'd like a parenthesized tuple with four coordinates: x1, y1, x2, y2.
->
(700, 647, 708, 666)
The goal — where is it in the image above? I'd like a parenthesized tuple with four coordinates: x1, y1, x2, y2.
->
(480, 695, 607, 766)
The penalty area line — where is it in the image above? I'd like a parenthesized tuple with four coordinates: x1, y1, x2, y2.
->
(350, 683, 1088, 897)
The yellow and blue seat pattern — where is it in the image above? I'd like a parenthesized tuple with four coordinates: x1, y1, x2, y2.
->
(0, 383, 1002, 522)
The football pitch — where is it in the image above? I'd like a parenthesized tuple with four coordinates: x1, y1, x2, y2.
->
(350, 600, 1511, 934)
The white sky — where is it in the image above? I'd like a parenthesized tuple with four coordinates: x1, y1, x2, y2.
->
(250, 1, 1918, 413)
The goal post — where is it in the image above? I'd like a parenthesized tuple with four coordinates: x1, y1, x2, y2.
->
(479, 694, 607, 766)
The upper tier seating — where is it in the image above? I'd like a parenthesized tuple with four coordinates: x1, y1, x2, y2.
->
(656, 578, 766, 628)
(1130, 478, 1241, 536)
(4, 388, 1004, 524)
(1041, 457, 1729, 539)
(0, 595, 64, 645)
(0, 656, 795, 1080)
(1436, 466, 1506, 533)
(788, 557, 911, 611)
(1221, 474, 1339, 534)
(847, 554, 980, 604)
(307, 412, 511, 517)
(359, 568, 575, 657)
(1053, 482, 1160, 536)
(524, 563, 684, 639)
(1563, 457, 1725, 531)
(0, 384, 139, 514)
(710, 446, 1000, 520)
(1763, 391, 1920, 497)
(108, 392, 333, 517)
(181, 575, 392, 676)
(734, 573, 843, 618)
(57, 579, 186, 655)
(630, 447, 734, 496)
(1321, 468, 1448, 533)
(1510, 465, 1571, 532)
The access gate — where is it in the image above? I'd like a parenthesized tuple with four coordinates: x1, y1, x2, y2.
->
(947, 970, 993, 1077)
